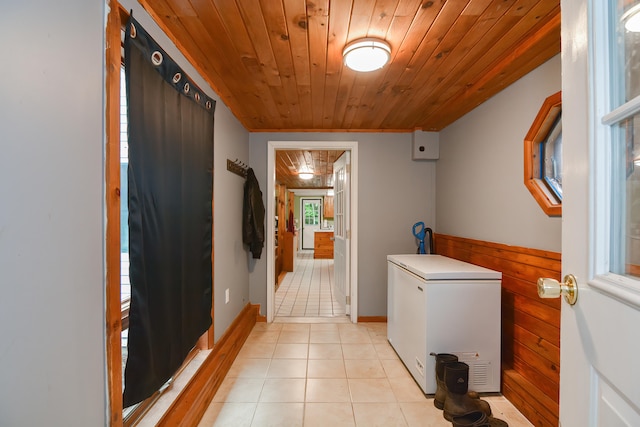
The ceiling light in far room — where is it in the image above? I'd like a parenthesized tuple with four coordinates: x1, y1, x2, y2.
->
(343, 38, 391, 72)
(298, 167, 314, 180)
(622, 4, 640, 32)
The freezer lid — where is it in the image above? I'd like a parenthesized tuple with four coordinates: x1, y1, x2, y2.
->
(387, 254, 501, 280)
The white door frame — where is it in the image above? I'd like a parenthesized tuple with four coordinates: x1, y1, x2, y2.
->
(266, 140, 358, 323)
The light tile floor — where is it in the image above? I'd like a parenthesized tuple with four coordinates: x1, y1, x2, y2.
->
(275, 252, 346, 318)
(198, 321, 534, 427)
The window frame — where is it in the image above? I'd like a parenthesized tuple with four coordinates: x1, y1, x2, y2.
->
(523, 90, 562, 217)
(106, 4, 215, 425)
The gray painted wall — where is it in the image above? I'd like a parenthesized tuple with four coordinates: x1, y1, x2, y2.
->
(0, 1, 250, 423)
(249, 133, 436, 316)
(437, 55, 562, 252)
(0, 1, 106, 424)
(121, 0, 251, 341)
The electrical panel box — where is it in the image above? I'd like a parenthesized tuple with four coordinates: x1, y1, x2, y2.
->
(412, 131, 439, 160)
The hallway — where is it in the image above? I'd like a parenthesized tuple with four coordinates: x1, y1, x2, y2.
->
(197, 320, 533, 426)
(275, 252, 346, 318)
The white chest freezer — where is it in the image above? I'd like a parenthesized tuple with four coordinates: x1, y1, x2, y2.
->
(387, 254, 502, 394)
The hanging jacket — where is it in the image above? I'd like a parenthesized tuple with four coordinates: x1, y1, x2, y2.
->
(242, 168, 265, 259)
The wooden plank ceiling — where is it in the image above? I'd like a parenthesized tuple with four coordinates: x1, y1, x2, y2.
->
(138, 0, 561, 133)
(137, 0, 560, 187)
(275, 150, 345, 189)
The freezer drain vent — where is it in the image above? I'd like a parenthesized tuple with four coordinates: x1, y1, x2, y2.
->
(455, 353, 491, 388)
(469, 362, 490, 387)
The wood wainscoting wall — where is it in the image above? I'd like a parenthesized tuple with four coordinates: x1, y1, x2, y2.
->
(435, 234, 561, 427)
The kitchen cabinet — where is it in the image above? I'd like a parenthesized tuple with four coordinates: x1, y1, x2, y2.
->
(323, 196, 334, 218)
(314, 231, 333, 259)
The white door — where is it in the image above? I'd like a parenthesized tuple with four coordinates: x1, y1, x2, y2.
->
(333, 152, 350, 314)
(552, 1, 640, 425)
(301, 198, 321, 250)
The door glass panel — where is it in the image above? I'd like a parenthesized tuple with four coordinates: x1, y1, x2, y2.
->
(615, 1, 640, 104)
(611, 115, 640, 277)
(335, 167, 344, 238)
(609, 1, 640, 278)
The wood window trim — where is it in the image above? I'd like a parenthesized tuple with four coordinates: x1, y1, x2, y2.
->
(523, 91, 562, 217)
(106, 3, 215, 426)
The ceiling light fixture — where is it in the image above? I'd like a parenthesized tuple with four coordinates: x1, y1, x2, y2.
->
(343, 38, 391, 72)
(622, 4, 640, 32)
(298, 167, 314, 180)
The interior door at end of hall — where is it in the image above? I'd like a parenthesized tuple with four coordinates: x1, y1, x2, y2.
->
(333, 152, 350, 314)
(551, 2, 640, 425)
(301, 198, 321, 250)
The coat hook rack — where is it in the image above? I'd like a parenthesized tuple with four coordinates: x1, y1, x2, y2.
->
(227, 158, 248, 178)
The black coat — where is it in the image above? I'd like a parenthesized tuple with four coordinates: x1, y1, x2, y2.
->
(242, 168, 265, 258)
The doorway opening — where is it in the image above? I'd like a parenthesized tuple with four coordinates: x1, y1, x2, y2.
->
(266, 141, 358, 323)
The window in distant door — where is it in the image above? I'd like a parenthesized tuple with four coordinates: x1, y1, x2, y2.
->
(304, 200, 321, 225)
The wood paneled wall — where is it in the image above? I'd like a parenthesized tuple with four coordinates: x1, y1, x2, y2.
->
(435, 234, 561, 427)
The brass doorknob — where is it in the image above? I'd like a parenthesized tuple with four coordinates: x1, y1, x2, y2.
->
(537, 274, 578, 305)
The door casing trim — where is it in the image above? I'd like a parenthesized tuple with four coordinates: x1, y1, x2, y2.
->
(266, 140, 358, 323)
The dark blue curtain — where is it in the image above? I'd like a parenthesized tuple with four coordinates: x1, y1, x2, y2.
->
(123, 16, 215, 407)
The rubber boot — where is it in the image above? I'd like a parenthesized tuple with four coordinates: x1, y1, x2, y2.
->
(442, 362, 492, 422)
(431, 352, 458, 409)
(452, 411, 509, 427)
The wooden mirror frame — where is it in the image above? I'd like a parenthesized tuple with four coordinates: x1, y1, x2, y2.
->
(524, 91, 562, 217)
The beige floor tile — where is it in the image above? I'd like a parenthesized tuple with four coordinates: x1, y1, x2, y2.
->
(266, 359, 307, 378)
(251, 402, 304, 427)
(374, 342, 399, 359)
(245, 330, 281, 344)
(338, 325, 372, 344)
(281, 323, 311, 333)
(309, 323, 339, 332)
(273, 343, 308, 359)
(212, 378, 264, 403)
(303, 402, 356, 427)
(399, 402, 450, 427)
(483, 396, 534, 426)
(380, 359, 413, 379)
(309, 343, 343, 360)
(237, 342, 276, 359)
(277, 330, 310, 343)
(227, 358, 271, 378)
(309, 330, 341, 343)
(388, 376, 428, 402)
(305, 378, 351, 402)
(197, 402, 256, 427)
(352, 402, 408, 427)
(348, 378, 396, 403)
(344, 359, 386, 379)
(259, 378, 306, 403)
(307, 359, 346, 378)
(342, 343, 378, 360)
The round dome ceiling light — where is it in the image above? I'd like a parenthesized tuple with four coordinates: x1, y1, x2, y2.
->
(623, 4, 640, 32)
(343, 38, 391, 72)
